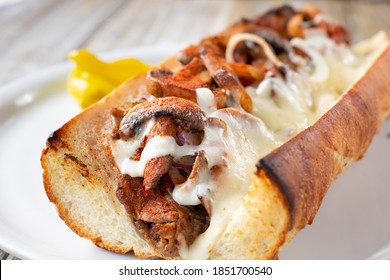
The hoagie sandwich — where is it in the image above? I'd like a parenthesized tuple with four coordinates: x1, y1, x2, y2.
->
(41, 4, 390, 259)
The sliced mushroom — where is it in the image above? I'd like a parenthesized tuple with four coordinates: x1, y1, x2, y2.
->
(119, 97, 206, 140)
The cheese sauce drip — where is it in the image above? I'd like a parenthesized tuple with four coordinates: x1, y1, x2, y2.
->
(178, 105, 281, 259)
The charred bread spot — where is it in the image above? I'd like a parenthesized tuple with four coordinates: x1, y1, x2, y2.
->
(257, 136, 337, 231)
(64, 153, 89, 177)
(256, 159, 294, 229)
(46, 129, 67, 151)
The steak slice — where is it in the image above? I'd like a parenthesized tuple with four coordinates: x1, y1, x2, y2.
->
(116, 175, 210, 257)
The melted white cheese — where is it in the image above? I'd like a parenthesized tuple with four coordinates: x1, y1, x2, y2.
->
(247, 31, 385, 137)
(111, 31, 388, 259)
(113, 118, 155, 177)
(179, 109, 281, 259)
(171, 123, 226, 205)
(196, 88, 217, 116)
(114, 126, 225, 180)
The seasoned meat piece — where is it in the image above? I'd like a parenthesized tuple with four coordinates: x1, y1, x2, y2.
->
(200, 43, 253, 112)
(177, 44, 201, 65)
(253, 4, 297, 38)
(146, 57, 227, 109)
(147, 58, 210, 98)
(117, 175, 209, 257)
(143, 116, 177, 190)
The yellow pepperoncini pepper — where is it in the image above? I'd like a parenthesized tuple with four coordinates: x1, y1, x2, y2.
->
(67, 49, 151, 109)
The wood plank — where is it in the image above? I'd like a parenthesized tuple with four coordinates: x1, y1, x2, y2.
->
(84, 0, 389, 51)
(83, 0, 283, 50)
(0, 0, 127, 83)
(0, 0, 61, 52)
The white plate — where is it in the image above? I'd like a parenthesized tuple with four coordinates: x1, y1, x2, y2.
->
(0, 45, 389, 260)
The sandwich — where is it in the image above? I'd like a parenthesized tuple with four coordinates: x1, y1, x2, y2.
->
(41, 4, 390, 259)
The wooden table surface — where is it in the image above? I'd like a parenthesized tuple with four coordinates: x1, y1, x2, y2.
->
(0, 0, 389, 260)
